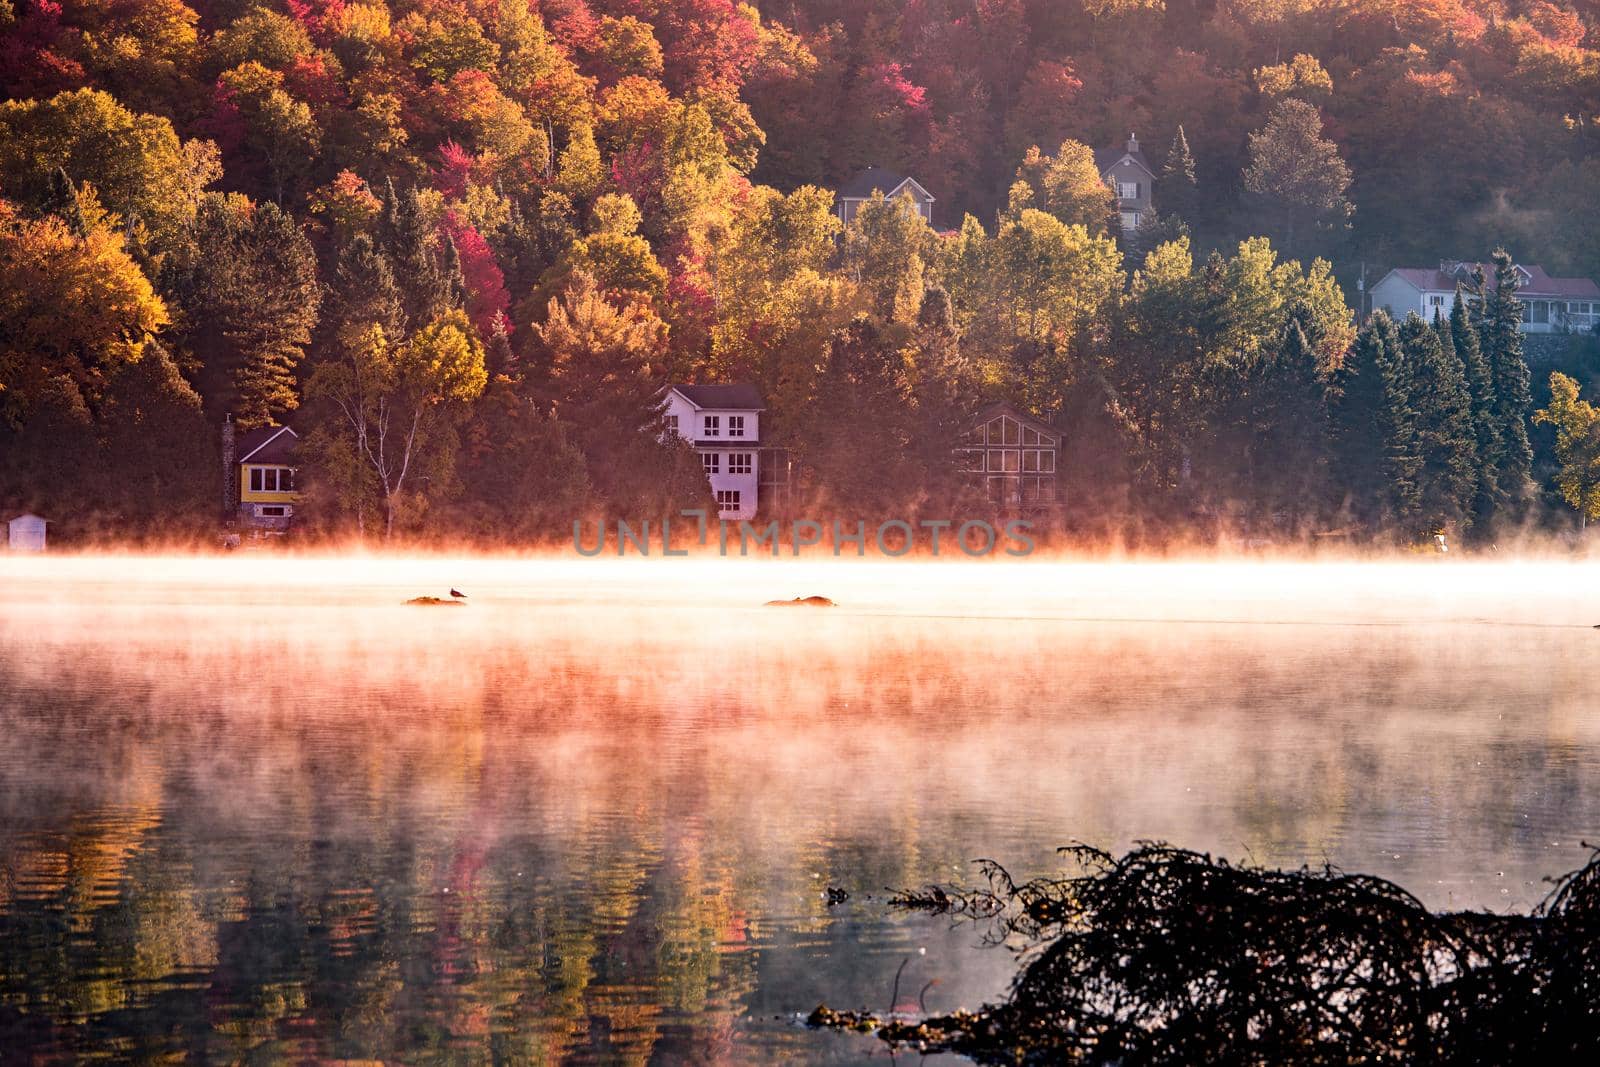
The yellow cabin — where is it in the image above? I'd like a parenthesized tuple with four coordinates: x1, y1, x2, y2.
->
(236, 425, 300, 531)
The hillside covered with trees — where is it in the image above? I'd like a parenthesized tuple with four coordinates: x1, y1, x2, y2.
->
(1, 0, 1598, 547)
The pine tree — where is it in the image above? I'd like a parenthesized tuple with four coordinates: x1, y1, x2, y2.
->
(1330, 311, 1418, 531)
(381, 183, 455, 331)
(1450, 290, 1501, 533)
(1247, 311, 1326, 527)
(328, 233, 405, 342)
(1400, 313, 1476, 533)
(43, 167, 87, 236)
(1477, 250, 1535, 515)
(1160, 125, 1198, 221)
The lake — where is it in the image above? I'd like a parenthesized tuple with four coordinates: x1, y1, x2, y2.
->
(2, 555, 1598, 1062)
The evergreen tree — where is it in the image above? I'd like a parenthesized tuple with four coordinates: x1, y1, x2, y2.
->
(327, 233, 405, 343)
(1401, 313, 1476, 533)
(1476, 250, 1535, 517)
(42, 167, 87, 236)
(1450, 290, 1501, 533)
(1160, 125, 1198, 221)
(381, 183, 455, 331)
(1330, 311, 1417, 531)
(1243, 311, 1326, 528)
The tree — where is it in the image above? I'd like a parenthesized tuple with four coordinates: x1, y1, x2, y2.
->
(306, 310, 487, 539)
(0, 88, 215, 245)
(841, 190, 935, 323)
(0, 198, 169, 427)
(1159, 125, 1197, 222)
(1533, 372, 1600, 530)
(1450, 291, 1502, 534)
(1242, 99, 1352, 256)
(1014, 139, 1115, 235)
(170, 193, 320, 428)
(1329, 311, 1418, 532)
(1476, 251, 1536, 519)
(1400, 313, 1477, 534)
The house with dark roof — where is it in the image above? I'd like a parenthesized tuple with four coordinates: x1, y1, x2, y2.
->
(1096, 133, 1155, 236)
(663, 385, 768, 520)
(835, 167, 935, 227)
(956, 402, 1062, 511)
(234, 424, 300, 532)
(1370, 261, 1600, 334)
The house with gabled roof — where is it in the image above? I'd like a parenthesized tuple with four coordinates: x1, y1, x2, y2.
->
(956, 402, 1062, 511)
(1370, 260, 1600, 334)
(1096, 133, 1155, 236)
(235, 424, 300, 532)
(662, 384, 768, 521)
(835, 167, 935, 227)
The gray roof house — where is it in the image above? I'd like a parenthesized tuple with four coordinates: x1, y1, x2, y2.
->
(1096, 133, 1155, 237)
(835, 167, 935, 227)
(1370, 261, 1600, 334)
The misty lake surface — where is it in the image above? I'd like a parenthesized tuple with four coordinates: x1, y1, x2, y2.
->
(2, 555, 1599, 1063)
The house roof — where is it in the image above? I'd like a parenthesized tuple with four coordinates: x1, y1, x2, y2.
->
(965, 401, 1062, 444)
(237, 425, 299, 465)
(1380, 264, 1600, 300)
(668, 384, 766, 411)
(1095, 137, 1155, 179)
(836, 167, 934, 202)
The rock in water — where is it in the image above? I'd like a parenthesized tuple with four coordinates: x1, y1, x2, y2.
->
(405, 596, 465, 607)
(765, 595, 835, 608)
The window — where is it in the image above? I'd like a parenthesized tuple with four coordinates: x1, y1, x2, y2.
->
(1428, 294, 1445, 309)
(959, 449, 985, 472)
(1002, 449, 1020, 473)
(259, 505, 287, 517)
(1116, 181, 1139, 200)
(702, 452, 720, 474)
(728, 415, 745, 437)
(1023, 450, 1040, 473)
(715, 489, 741, 512)
(703, 415, 720, 437)
(1001, 418, 1019, 445)
(665, 414, 679, 436)
(1120, 211, 1140, 232)
(250, 468, 262, 492)
(1039, 449, 1056, 474)
(728, 452, 752, 474)
(1532, 300, 1549, 325)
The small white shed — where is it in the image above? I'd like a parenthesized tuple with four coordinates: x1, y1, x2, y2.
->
(7, 513, 48, 552)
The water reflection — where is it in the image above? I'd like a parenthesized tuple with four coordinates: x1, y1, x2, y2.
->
(1, 558, 1598, 1062)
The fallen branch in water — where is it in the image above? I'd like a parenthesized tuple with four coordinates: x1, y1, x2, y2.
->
(811, 843, 1600, 1064)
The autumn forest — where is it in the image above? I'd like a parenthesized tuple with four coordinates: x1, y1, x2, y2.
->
(3, 0, 1600, 546)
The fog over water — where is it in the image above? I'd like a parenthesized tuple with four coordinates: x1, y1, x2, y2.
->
(2, 555, 1598, 1061)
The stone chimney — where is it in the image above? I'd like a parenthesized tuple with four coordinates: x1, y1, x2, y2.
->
(221, 415, 236, 525)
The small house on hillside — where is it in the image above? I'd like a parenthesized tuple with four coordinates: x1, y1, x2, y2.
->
(1371, 261, 1600, 334)
(957, 402, 1062, 511)
(835, 167, 935, 227)
(236, 425, 300, 533)
(7, 513, 48, 552)
(663, 384, 767, 521)
(1096, 133, 1155, 236)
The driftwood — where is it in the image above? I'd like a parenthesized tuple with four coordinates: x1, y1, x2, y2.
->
(810, 843, 1600, 1064)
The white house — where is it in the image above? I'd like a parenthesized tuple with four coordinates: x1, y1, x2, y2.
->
(663, 384, 766, 521)
(835, 167, 935, 227)
(7, 513, 48, 552)
(1370, 261, 1600, 334)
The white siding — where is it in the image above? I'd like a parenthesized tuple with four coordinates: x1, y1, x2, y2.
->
(7, 515, 46, 552)
(663, 390, 764, 519)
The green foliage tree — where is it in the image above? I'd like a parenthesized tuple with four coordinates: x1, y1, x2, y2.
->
(1242, 99, 1352, 256)
(1014, 140, 1116, 235)
(1533, 372, 1600, 530)
(170, 193, 320, 428)
(841, 190, 935, 324)
(1159, 125, 1198, 222)
(1400, 313, 1477, 534)
(1475, 251, 1536, 521)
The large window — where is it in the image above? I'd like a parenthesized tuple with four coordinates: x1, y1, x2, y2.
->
(249, 467, 295, 492)
(702, 452, 720, 475)
(715, 489, 741, 512)
(703, 415, 720, 437)
(728, 452, 752, 474)
(665, 414, 679, 436)
(728, 415, 745, 437)
(1116, 181, 1139, 200)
